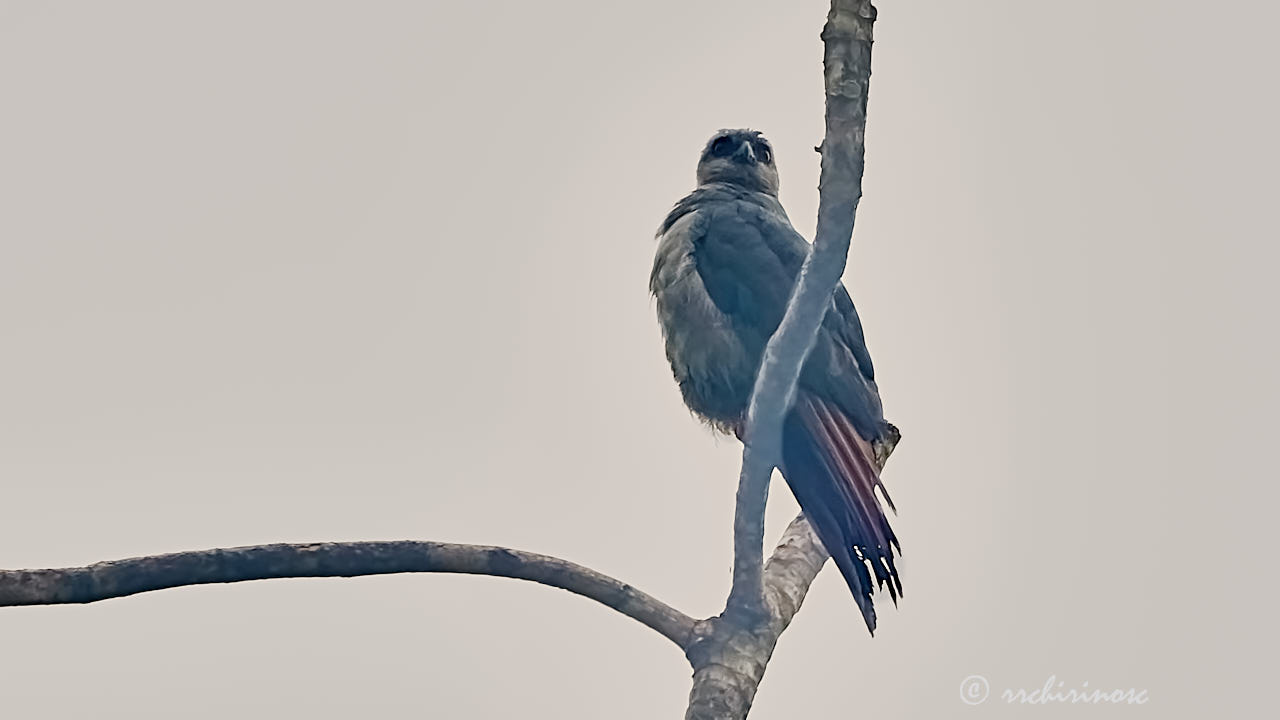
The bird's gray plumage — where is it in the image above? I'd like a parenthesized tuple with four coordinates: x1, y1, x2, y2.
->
(651, 129, 900, 633)
(651, 136, 887, 443)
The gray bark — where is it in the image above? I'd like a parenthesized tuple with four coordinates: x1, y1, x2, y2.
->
(0, 541, 695, 649)
(688, 1, 879, 717)
(725, 0, 878, 621)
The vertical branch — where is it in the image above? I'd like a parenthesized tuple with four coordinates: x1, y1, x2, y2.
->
(691, 2, 878, 718)
(724, 0, 878, 620)
(816, 0, 876, 248)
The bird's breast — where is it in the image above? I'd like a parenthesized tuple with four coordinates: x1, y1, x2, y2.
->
(651, 212, 758, 427)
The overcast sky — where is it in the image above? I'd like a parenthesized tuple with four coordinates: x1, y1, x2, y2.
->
(1, 1, 1274, 718)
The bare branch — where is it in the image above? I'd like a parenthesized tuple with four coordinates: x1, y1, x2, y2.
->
(691, 1, 879, 718)
(0, 540, 696, 650)
(683, 512, 852, 720)
(762, 514, 829, 627)
(725, 0, 877, 620)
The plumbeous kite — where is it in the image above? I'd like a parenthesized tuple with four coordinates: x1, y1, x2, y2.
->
(650, 129, 901, 634)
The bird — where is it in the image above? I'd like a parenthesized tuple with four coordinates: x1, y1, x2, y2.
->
(650, 128, 900, 634)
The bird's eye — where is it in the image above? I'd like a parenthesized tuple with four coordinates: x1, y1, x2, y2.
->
(710, 136, 735, 157)
(753, 141, 772, 164)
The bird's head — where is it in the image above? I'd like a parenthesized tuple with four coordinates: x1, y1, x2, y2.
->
(695, 129, 780, 195)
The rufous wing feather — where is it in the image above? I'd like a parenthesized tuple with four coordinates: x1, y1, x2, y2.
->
(780, 391, 901, 633)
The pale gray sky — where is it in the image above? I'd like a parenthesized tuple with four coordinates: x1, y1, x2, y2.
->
(1, 1, 1274, 717)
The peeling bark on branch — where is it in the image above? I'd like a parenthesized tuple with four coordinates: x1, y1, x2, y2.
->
(0, 541, 696, 650)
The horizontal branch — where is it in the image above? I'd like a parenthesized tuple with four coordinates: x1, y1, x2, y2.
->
(0, 540, 696, 649)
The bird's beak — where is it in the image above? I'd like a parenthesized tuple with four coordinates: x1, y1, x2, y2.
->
(732, 142, 755, 164)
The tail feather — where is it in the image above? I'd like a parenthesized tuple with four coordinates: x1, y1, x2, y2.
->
(780, 392, 901, 633)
